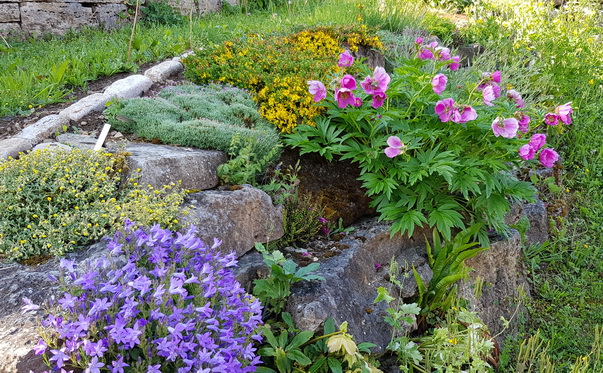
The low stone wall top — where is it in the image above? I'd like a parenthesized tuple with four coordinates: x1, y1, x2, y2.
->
(0, 0, 232, 36)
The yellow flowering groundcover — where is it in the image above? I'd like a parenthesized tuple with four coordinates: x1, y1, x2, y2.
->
(183, 25, 383, 133)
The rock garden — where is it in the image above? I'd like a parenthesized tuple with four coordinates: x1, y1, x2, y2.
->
(0, 0, 602, 372)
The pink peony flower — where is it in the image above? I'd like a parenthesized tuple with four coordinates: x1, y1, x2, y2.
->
(529, 133, 546, 151)
(415, 37, 423, 44)
(544, 113, 559, 126)
(507, 89, 524, 108)
(384, 136, 406, 158)
(431, 73, 448, 95)
(492, 117, 519, 138)
(491, 70, 501, 83)
(372, 91, 386, 108)
(555, 102, 573, 125)
(335, 88, 357, 108)
(353, 96, 363, 107)
(449, 56, 461, 71)
(435, 98, 455, 122)
(483, 85, 496, 106)
(437, 47, 451, 61)
(307, 80, 326, 102)
(519, 144, 536, 160)
(539, 148, 559, 168)
(454, 105, 478, 123)
(418, 48, 435, 60)
(517, 113, 531, 133)
(361, 67, 391, 94)
(338, 50, 354, 67)
(341, 74, 357, 90)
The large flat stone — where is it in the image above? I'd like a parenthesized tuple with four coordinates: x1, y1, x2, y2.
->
(0, 22, 21, 34)
(0, 138, 33, 160)
(20, 2, 96, 35)
(104, 75, 153, 99)
(15, 115, 69, 143)
(144, 60, 184, 82)
(0, 3, 20, 22)
(181, 185, 284, 257)
(59, 93, 111, 122)
(56, 133, 104, 150)
(125, 143, 227, 191)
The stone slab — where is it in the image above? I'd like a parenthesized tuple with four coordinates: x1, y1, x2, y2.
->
(0, 138, 33, 159)
(181, 185, 284, 258)
(56, 133, 105, 150)
(20, 2, 96, 35)
(104, 74, 153, 100)
(32, 142, 72, 152)
(15, 115, 68, 143)
(59, 93, 110, 122)
(0, 22, 21, 34)
(0, 3, 19, 22)
(125, 142, 227, 191)
(144, 60, 184, 82)
(94, 3, 128, 29)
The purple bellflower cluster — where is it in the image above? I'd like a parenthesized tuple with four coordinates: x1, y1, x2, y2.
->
(24, 221, 263, 373)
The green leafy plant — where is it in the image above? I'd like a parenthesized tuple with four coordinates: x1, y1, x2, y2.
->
(142, 0, 185, 25)
(105, 84, 281, 176)
(412, 224, 488, 319)
(286, 45, 556, 243)
(0, 148, 186, 261)
(253, 243, 325, 317)
(258, 317, 381, 373)
(217, 133, 283, 186)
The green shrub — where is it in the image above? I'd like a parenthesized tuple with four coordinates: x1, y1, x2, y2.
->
(0, 148, 186, 261)
(142, 0, 185, 26)
(105, 84, 281, 170)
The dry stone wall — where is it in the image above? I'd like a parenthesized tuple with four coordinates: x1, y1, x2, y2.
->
(0, 0, 232, 35)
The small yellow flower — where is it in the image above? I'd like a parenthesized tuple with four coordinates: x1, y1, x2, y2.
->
(448, 338, 458, 345)
(584, 244, 589, 248)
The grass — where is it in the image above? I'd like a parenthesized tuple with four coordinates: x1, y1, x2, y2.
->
(460, 0, 603, 368)
(0, 0, 454, 118)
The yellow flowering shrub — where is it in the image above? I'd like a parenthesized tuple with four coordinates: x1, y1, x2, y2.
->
(183, 25, 383, 133)
(0, 149, 186, 261)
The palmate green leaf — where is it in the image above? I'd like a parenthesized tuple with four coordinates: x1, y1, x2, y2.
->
(374, 286, 395, 304)
(390, 210, 427, 237)
(427, 203, 465, 241)
(358, 172, 397, 200)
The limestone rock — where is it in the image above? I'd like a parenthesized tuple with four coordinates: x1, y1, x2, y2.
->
(144, 60, 184, 82)
(59, 93, 111, 122)
(20, 2, 95, 35)
(524, 199, 549, 245)
(287, 218, 432, 352)
(181, 185, 284, 257)
(56, 133, 108, 150)
(0, 243, 108, 373)
(0, 22, 21, 34)
(125, 143, 227, 191)
(0, 3, 19, 22)
(457, 230, 527, 347)
(94, 3, 128, 29)
(198, 0, 220, 14)
(167, 0, 196, 14)
(104, 75, 153, 100)
(16, 115, 69, 144)
(0, 138, 33, 160)
(32, 142, 72, 152)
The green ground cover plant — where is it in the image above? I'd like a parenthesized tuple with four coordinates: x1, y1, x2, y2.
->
(0, 148, 185, 261)
(105, 83, 281, 183)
